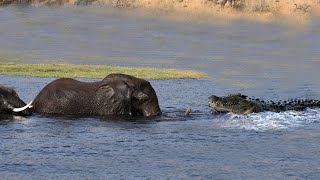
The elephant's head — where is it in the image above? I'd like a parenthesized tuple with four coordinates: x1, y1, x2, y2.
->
(130, 82, 161, 117)
(103, 74, 161, 117)
(0, 85, 32, 116)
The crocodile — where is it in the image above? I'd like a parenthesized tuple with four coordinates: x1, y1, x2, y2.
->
(208, 94, 320, 114)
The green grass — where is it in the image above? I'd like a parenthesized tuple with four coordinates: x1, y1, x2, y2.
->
(0, 64, 207, 79)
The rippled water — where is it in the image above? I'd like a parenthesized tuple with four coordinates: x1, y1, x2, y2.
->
(1, 6, 320, 179)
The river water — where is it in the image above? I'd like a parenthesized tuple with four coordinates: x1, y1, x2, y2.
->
(1, 6, 320, 179)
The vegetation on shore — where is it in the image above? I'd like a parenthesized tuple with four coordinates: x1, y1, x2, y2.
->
(77, 0, 320, 23)
(1, 0, 319, 23)
(0, 64, 206, 79)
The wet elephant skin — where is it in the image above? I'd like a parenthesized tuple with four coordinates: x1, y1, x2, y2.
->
(32, 74, 161, 117)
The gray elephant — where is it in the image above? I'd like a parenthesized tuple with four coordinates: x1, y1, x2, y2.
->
(0, 85, 32, 116)
(31, 73, 161, 117)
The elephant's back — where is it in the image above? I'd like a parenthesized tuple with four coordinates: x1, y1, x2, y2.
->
(32, 78, 101, 114)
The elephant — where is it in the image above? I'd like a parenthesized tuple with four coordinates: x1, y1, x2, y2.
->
(31, 73, 162, 117)
(0, 85, 32, 116)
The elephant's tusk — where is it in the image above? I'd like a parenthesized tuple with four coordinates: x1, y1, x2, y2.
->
(13, 101, 33, 112)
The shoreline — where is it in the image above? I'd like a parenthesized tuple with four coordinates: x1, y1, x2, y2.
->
(1, 0, 319, 24)
(0, 63, 207, 79)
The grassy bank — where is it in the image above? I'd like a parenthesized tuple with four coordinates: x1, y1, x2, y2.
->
(1, 0, 319, 24)
(77, 0, 320, 24)
(0, 64, 206, 79)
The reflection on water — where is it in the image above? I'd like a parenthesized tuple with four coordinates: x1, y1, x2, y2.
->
(0, 6, 320, 179)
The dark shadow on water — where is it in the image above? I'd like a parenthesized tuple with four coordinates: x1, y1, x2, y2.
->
(33, 113, 154, 122)
(0, 114, 31, 124)
(31, 109, 207, 124)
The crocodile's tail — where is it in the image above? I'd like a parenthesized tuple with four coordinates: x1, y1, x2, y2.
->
(248, 98, 320, 112)
(294, 99, 320, 107)
(276, 99, 320, 111)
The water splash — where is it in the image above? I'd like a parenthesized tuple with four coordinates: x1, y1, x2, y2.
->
(215, 108, 320, 131)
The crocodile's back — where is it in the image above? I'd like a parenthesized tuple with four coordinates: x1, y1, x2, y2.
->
(209, 94, 320, 115)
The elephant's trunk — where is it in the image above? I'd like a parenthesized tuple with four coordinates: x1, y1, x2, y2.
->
(13, 101, 33, 112)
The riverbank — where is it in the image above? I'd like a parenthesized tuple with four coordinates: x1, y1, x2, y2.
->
(0, 64, 206, 79)
(1, 0, 319, 24)
(102, 0, 320, 24)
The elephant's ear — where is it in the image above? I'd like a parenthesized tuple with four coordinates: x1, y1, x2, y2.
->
(133, 91, 148, 101)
